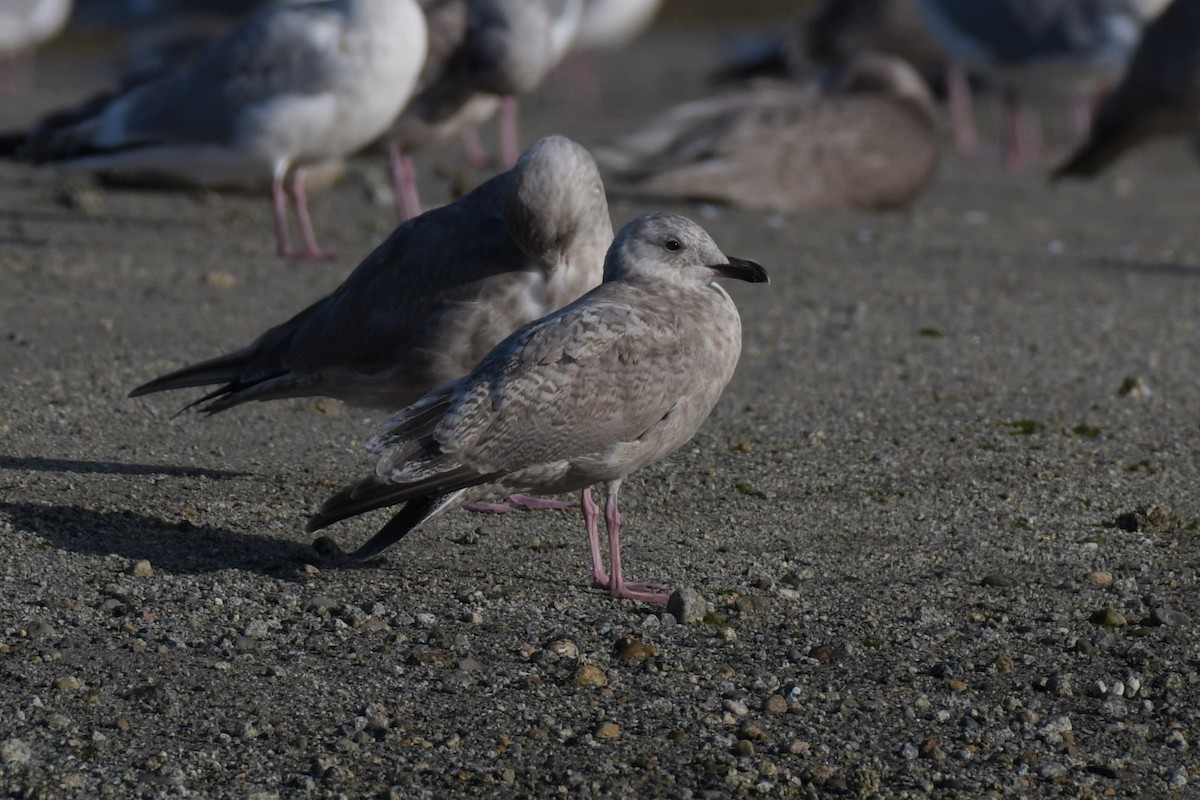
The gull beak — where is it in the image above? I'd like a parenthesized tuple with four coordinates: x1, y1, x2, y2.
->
(711, 257, 769, 284)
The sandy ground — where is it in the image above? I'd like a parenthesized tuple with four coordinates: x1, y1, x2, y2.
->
(2, 22, 1200, 800)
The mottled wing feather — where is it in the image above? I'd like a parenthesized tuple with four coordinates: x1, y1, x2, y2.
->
(371, 292, 692, 483)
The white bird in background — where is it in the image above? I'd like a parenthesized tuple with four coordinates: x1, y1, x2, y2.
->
(0, 0, 74, 92)
(307, 212, 769, 605)
(4, 0, 428, 260)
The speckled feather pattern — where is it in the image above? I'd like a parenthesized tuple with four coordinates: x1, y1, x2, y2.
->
(309, 212, 762, 547)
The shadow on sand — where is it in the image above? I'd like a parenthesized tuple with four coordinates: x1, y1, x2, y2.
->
(0, 456, 248, 480)
(0, 501, 313, 576)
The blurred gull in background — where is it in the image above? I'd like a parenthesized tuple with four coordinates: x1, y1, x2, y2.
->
(0, 0, 74, 92)
(2, 0, 428, 260)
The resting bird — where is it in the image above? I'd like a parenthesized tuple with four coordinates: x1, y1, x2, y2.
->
(2, 0, 428, 260)
(1053, 0, 1200, 179)
(129, 135, 612, 414)
(308, 212, 769, 604)
(600, 53, 939, 213)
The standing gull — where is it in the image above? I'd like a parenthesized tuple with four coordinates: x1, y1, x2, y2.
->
(1053, 0, 1200, 179)
(307, 212, 769, 605)
(3, 0, 428, 260)
(382, 0, 578, 220)
(916, 0, 1139, 166)
(129, 135, 612, 414)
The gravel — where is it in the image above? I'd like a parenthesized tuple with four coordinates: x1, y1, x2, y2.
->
(2, 24, 1200, 800)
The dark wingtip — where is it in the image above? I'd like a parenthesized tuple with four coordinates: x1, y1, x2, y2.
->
(712, 257, 769, 284)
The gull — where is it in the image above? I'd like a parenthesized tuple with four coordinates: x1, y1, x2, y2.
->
(0, 0, 73, 92)
(600, 54, 939, 212)
(1053, 0, 1200, 179)
(383, 0, 580, 220)
(129, 135, 612, 414)
(916, 0, 1139, 167)
(307, 212, 769, 605)
(4, 0, 428, 260)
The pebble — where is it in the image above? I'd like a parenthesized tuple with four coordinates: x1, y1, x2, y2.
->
(667, 588, 705, 624)
(571, 665, 608, 688)
(613, 637, 657, 660)
(2, 739, 32, 765)
(129, 559, 153, 578)
(1090, 607, 1127, 627)
(54, 675, 84, 692)
(763, 694, 788, 714)
(723, 699, 749, 717)
(1085, 571, 1114, 588)
(595, 722, 620, 740)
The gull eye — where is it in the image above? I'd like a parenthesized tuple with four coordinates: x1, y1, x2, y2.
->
(665, 239, 681, 251)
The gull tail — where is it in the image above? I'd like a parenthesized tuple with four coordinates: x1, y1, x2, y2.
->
(128, 348, 280, 415)
(345, 491, 467, 561)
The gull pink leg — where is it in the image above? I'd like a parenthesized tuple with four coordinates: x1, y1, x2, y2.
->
(498, 95, 521, 168)
(290, 171, 334, 260)
(947, 63, 979, 156)
(271, 169, 294, 259)
(604, 483, 668, 605)
(581, 488, 609, 588)
(389, 143, 422, 222)
(462, 128, 491, 168)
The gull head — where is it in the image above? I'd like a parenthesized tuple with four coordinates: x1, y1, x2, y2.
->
(602, 212, 768, 287)
(502, 135, 611, 273)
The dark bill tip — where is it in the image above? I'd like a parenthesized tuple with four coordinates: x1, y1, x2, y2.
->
(711, 257, 769, 284)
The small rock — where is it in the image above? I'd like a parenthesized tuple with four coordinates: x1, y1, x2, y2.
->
(594, 722, 620, 740)
(613, 637, 657, 660)
(25, 620, 56, 638)
(1091, 607, 1127, 627)
(1147, 607, 1189, 627)
(733, 739, 755, 757)
(129, 560, 153, 578)
(738, 721, 766, 741)
(763, 694, 788, 714)
(547, 640, 578, 660)
(1085, 571, 1114, 588)
(571, 665, 607, 688)
(306, 596, 339, 614)
(667, 587, 705, 624)
(1038, 761, 1069, 780)
(897, 742, 919, 760)
(1, 739, 32, 765)
(1117, 376, 1151, 399)
(980, 574, 1013, 588)
(947, 679, 967, 693)
(723, 699, 749, 717)
(55, 676, 84, 692)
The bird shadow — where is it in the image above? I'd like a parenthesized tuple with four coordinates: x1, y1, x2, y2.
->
(0, 456, 248, 479)
(0, 501, 313, 577)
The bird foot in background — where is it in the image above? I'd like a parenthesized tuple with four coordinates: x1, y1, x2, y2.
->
(465, 494, 573, 513)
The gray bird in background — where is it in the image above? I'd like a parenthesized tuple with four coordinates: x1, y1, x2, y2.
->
(1053, 0, 1200, 179)
(307, 212, 769, 605)
(129, 135, 611, 414)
